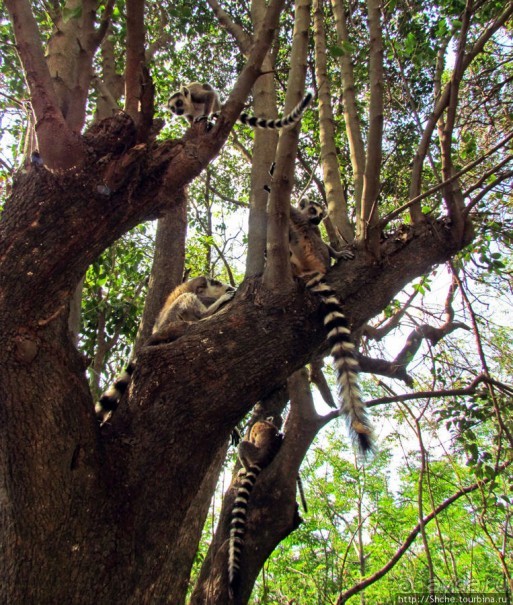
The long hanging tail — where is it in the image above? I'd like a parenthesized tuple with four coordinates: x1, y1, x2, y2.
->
(306, 273, 374, 454)
(238, 91, 313, 130)
(95, 360, 135, 421)
(228, 463, 262, 595)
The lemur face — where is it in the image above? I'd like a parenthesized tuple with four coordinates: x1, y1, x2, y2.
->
(202, 278, 235, 299)
(299, 197, 326, 225)
(168, 93, 185, 116)
(168, 86, 193, 116)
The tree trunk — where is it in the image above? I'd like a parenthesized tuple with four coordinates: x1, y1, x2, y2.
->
(0, 154, 470, 600)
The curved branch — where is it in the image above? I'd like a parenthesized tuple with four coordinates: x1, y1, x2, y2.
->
(383, 130, 513, 227)
(366, 374, 513, 407)
(206, 0, 252, 52)
(336, 459, 513, 604)
(408, 2, 513, 222)
(359, 355, 414, 387)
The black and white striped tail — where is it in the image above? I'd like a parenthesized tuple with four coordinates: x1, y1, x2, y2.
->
(239, 91, 313, 130)
(306, 273, 374, 454)
(228, 463, 262, 595)
(95, 361, 135, 420)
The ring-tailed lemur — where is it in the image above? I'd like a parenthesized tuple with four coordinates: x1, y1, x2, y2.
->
(168, 82, 313, 129)
(288, 197, 374, 454)
(228, 418, 283, 596)
(289, 197, 355, 275)
(264, 165, 373, 453)
(95, 276, 235, 422)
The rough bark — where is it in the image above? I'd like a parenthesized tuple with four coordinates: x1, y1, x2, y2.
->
(0, 1, 290, 596)
(124, 0, 147, 121)
(0, 135, 470, 602)
(4, 0, 86, 169)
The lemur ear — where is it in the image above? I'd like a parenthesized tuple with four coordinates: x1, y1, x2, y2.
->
(182, 87, 190, 97)
(299, 197, 307, 209)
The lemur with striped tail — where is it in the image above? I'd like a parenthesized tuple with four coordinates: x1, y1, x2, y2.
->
(95, 276, 235, 423)
(228, 418, 283, 597)
(168, 82, 313, 130)
(264, 160, 374, 452)
(289, 197, 374, 454)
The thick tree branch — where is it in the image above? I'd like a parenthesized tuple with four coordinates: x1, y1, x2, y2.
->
(190, 368, 331, 604)
(124, 0, 146, 121)
(437, 1, 472, 240)
(244, 51, 280, 275)
(0, 0, 290, 328)
(4, 0, 85, 169)
(133, 195, 188, 351)
(263, 0, 311, 289)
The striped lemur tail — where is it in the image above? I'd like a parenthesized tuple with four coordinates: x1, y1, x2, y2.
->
(228, 418, 283, 596)
(96, 362, 135, 418)
(238, 91, 313, 130)
(305, 272, 374, 454)
(228, 461, 261, 593)
(96, 276, 235, 422)
(282, 191, 374, 454)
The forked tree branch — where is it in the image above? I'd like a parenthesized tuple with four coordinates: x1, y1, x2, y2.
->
(358, 0, 384, 251)
(408, 2, 513, 222)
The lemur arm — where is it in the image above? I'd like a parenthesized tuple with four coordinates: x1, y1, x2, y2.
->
(200, 290, 235, 318)
(237, 440, 262, 472)
(328, 245, 354, 261)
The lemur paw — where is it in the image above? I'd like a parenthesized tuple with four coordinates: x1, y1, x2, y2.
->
(335, 249, 355, 261)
